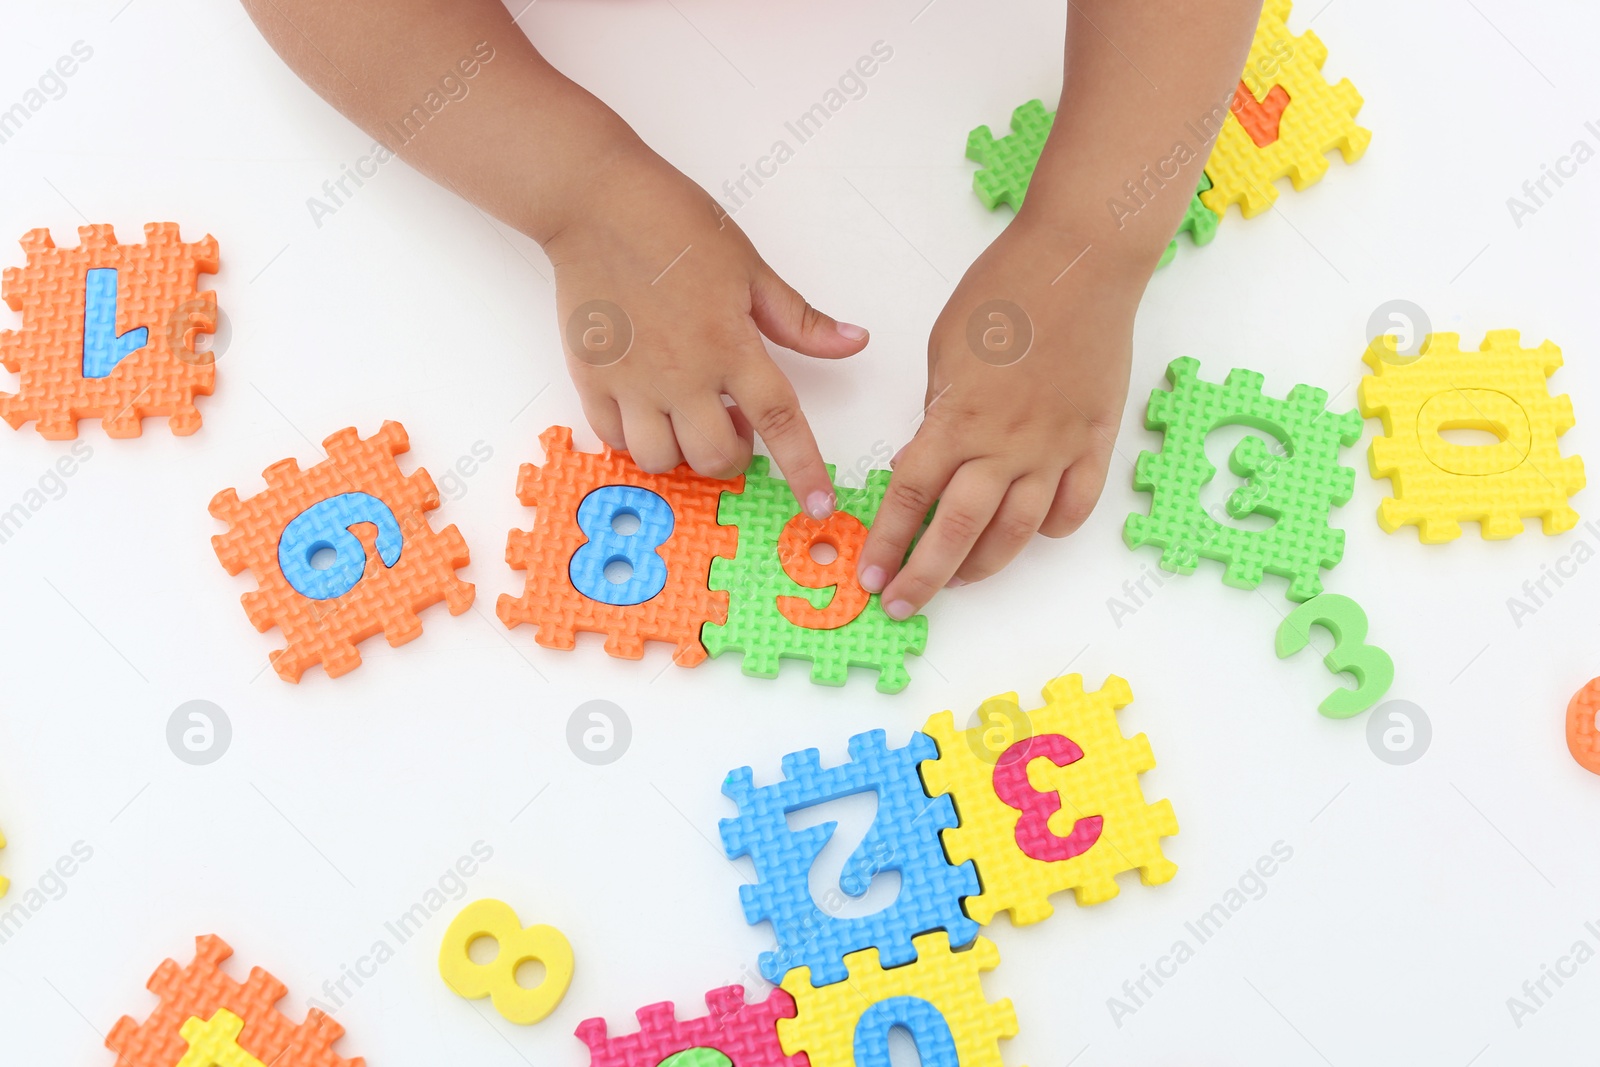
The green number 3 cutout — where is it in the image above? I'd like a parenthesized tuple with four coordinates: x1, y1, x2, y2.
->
(1274, 593, 1394, 719)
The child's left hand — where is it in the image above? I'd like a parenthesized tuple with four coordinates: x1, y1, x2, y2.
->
(857, 216, 1153, 620)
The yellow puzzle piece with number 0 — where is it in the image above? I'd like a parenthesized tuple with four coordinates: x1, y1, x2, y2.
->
(778, 932, 1022, 1067)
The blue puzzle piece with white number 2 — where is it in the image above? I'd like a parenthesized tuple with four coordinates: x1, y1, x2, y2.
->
(719, 729, 979, 987)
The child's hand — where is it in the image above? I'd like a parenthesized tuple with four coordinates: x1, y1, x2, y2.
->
(858, 218, 1147, 619)
(545, 146, 868, 516)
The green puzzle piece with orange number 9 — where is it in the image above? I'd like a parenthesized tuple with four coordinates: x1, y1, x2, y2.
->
(702, 458, 926, 693)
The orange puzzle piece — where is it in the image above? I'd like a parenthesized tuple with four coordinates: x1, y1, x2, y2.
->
(106, 934, 362, 1067)
(209, 421, 474, 682)
(1567, 676, 1600, 776)
(497, 425, 741, 666)
(0, 223, 217, 438)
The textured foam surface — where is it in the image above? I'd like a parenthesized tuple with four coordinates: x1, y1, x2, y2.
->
(0, 223, 217, 438)
(720, 729, 978, 986)
(209, 421, 474, 682)
(1124, 357, 1362, 601)
(703, 458, 925, 693)
(497, 425, 739, 666)
(1359, 330, 1583, 542)
(105, 935, 362, 1067)
(921, 674, 1178, 925)
(576, 986, 804, 1067)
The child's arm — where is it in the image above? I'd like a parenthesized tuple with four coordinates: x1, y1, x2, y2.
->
(858, 0, 1263, 618)
(241, 0, 867, 517)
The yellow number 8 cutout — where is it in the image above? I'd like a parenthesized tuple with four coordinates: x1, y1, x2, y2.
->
(438, 898, 574, 1024)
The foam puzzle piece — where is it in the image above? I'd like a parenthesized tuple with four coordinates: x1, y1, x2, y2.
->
(966, 101, 1219, 271)
(1158, 174, 1223, 268)
(777, 931, 1020, 1067)
(703, 458, 926, 692)
(209, 421, 474, 682)
(965, 99, 1054, 211)
(1200, 0, 1370, 218)
(0, 827, 7, 898)
(438, 899, 573, 1025)
(720, 729, 979, 986)
(0, 223, 217, 438)
(921, 675, 1178, 925)
(1123, 357, 1362, 601)
(177, 1010, 266, 1067)
(105, 934, 363, 1067)
(498, 426, 739, 666)
(576, 986, 804, 1067)
(1275, 593, 1393, 717)
(1566, 677, 1600, 776)
(1359, 330, 1584, 542)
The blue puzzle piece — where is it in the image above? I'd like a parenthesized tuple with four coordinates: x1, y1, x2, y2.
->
(570, 484, 673, 606)
(278, 492, 403, 600)
(854, 996, 960, 1067)
(719, 729, 979, 987)
(81, 267, 149, 378)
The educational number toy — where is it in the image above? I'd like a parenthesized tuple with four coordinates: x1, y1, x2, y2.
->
(1274, 593, 1394, 717)
(103, 935, 361, 1067)
(498, 429, 925, 692)
(209, 421, 473, 682)
(1360, 329, 1583, 542)
(438, 899, 574, 1025)
(966, 0, 1369, 265)
(0, 223, 218, 438)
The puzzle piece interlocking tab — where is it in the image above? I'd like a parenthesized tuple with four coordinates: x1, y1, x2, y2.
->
(209, 421, 473, 681)
(0, 223, 217, 438)
(1359, 330, 1583, 541)
(1124, 357, 1362, 601)
(921, 674, 1178, 926)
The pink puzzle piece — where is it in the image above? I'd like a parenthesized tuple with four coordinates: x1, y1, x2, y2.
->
(576, 986, 802, 1067)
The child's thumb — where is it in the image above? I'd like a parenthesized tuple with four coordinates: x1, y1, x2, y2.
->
(750, 266, 868, 359)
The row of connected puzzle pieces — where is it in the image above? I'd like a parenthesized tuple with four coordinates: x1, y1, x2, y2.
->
(580, 673, 1175, 1067)
(1124, 333, 1583, 609)
(966, 0, 1371, 264)
(720, 675, 1177, 981)
(209, 423, 927, 691)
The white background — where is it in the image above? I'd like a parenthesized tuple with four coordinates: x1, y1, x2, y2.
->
(0, 0, 1598, 1064)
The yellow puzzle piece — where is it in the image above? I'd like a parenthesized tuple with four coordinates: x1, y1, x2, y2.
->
(1201, 0, 1370, 218)
(0, 828, 8, 897)
(920, 674, 1178, 926)
(176, 1010, 266, 1067)
(1359, 329, 1584, 541)
(778, 932, 1021, 1067)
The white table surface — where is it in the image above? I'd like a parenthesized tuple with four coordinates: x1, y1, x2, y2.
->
(2, 0, 1598, 1063)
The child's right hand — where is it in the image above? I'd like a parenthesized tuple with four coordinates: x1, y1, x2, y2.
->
(543, 145, 868, 519)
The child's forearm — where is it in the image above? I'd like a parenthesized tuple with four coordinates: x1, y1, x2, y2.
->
(240, 0, 641, 244)
(1022, 0, 1262, 271)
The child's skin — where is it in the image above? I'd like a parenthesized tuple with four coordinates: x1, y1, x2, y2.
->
(243, 0, 1261, 618)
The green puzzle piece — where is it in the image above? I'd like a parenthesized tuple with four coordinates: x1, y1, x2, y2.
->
(703, 458, 927, 693)
(967, 99, 1221, 268)
(1123, 357, 1363, 602)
